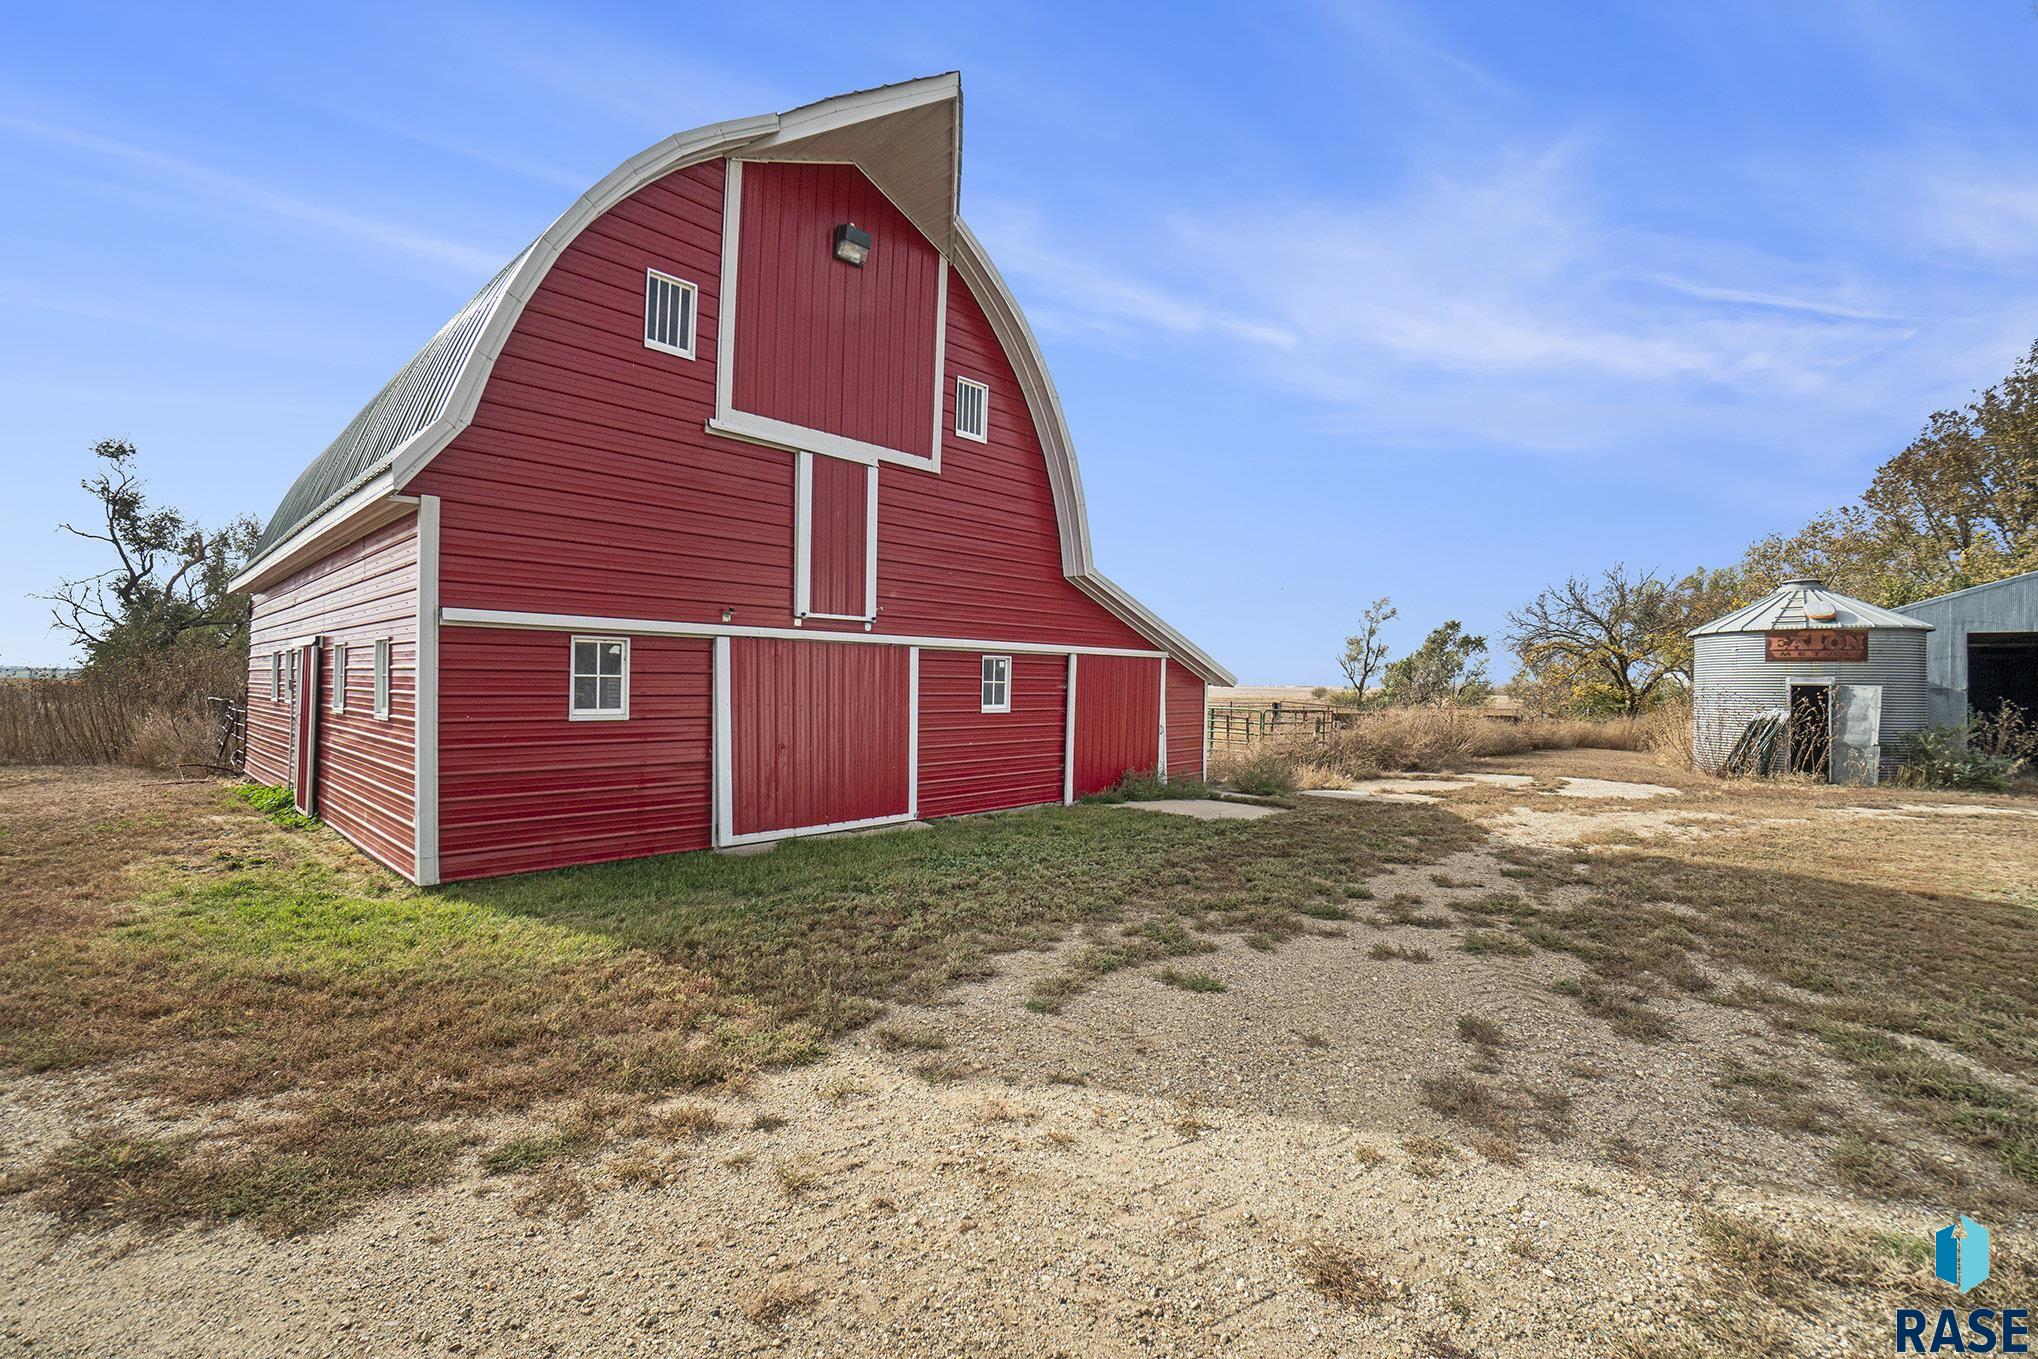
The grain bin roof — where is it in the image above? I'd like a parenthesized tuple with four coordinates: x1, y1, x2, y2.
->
(1688, 578, 1931, 637)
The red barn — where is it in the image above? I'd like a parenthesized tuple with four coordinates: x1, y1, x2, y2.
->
(230, 75, 1232, 885)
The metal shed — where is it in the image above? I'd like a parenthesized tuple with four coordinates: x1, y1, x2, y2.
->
(1689, 578, 1931, 783)
(1895, 568, 2038, 726)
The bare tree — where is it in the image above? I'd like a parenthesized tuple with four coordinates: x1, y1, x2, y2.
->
(1506, 566, 1690, 717)
(42, 439, 260, 664)
(1337, 597, 1396, 705)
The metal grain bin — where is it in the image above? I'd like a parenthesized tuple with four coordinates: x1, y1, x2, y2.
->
(1689, 578, 1932, 782)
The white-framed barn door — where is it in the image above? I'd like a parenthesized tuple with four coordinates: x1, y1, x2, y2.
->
(292, 639, 323, 817)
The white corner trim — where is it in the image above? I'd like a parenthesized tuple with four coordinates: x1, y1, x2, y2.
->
(865, 462, 879, 620)
(793, 450, 813, 617)
(1063, 652, 1078, 805)
(712, 636, 733, 847)
(907, 646, 921, 820)
(413, 495, 441, 886)
(1158, 657, 1168, 783)
(1201, 685, 1210, 782)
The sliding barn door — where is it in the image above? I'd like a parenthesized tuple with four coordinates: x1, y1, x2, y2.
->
(724, 638, 912, 841)
(1071, 655, 1163, 798)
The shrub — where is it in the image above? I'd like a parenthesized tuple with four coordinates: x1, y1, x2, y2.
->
(1893, 723, 2022, 790)
(1084, 769, 1213, 803)
(1223, 750, 1299, 797)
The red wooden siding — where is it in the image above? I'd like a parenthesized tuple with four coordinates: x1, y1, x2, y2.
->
(437, 629, 712, 880)
(729, 638, 910, 835)
(245, 513, 418, 877)
(873, 272, 1156, 649)
(732, 161, 939, 459)
(807, 454, 868, 617)
(1165, 663, 1206, 781)
(917, 651, 1067, 819)
(404, 159, 1157, 653)
(1072, 655, 1162, 797)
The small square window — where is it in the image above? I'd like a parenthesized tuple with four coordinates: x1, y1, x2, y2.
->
(980, 654, 1012, 713)
(331, 643, 348, 713)
(955, 376, 988, 443)
(644, 270, 697, 359)
(570, 636, 629, 719)
(373, 639, 391, 719)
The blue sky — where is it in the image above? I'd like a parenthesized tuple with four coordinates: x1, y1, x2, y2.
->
(5, 2, 2037, 680)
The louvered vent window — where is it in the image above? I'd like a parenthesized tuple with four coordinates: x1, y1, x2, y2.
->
(955, 376, 988, 442)
(644, 270, 697, 359)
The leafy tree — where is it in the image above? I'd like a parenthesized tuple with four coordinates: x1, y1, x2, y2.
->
(42, 439, 260, 667)
(1716, 340, 2038, 607)
(1337, 596, 1397, 707)
(1506, 566, 1693, 718)
(1381, 621, 1490, 708)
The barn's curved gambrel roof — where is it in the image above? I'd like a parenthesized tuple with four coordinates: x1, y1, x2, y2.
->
(235, 74, 1233, 685)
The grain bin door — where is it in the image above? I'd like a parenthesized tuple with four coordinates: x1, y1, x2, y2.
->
(722, 638, 913, 842)
(1071, 655, 1164, 798)
(1830, 684, 1882, 786)
(292, 641, 322, 817)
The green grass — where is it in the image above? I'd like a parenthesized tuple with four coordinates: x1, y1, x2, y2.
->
(1157, 967, 1226, 993)
(0, 780, 1478, 1237)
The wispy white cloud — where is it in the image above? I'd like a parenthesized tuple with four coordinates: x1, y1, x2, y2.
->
(978, 137, 2000, 458)
(0, 115, 503, 276)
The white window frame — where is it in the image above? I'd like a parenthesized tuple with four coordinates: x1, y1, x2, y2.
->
(791, 450, 879, 624)
(568, 634, 631, 721)
(954, 376, 989, 443)
(286, 649, 298, 705)
(331, 642, 347, 713)
(372, 639, 391, 720)
(980, 654, 1012, 714)
(270, 652, 283, 702)
(643, 269, 698, 360)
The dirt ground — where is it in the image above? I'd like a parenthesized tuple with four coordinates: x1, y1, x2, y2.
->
(3, 753, 2035, 1357)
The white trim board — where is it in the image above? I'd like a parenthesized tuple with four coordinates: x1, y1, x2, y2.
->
(441, 607, 1168, 662)
(413, 495, 441, 886)
(1062, 653, 1078, 805)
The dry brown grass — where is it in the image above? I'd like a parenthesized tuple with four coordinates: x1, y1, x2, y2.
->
(0, 650, 240, 769)
(1215, 706, 1667, 786)
(740, 1277, 819, 1326)
(1295, 1240, 1398, 1311)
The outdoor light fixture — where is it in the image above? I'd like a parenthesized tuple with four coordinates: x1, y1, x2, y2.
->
(832, 223, 872, 267)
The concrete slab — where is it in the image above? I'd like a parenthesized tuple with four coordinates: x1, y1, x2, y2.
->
(1549, 778, 1677, 800)
(1301, 788, 1440, 805)
(714, 820, 934, 854)
(1110, 798, 1282, 821)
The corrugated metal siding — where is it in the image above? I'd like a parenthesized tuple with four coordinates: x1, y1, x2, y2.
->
(730, 637, 910, 835)
(437, 629, 712, 880)
(809, 454, 868, 617)
(1898, 571, 2038, 725)
(246, 513, 419, 876)
(917, 651, 1066, 818)
(1165, 664, 1205, 781)
(1073, 655, 1162, 797)
(1692, 630, 1930, 774)
(731, 161, 940, 459)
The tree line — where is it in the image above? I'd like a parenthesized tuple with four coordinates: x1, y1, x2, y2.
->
(1340, 340, 2038, 717)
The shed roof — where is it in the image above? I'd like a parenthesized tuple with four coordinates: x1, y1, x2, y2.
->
(1894, 566, 2038, 618)
(1688, 578, 1931, 637)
